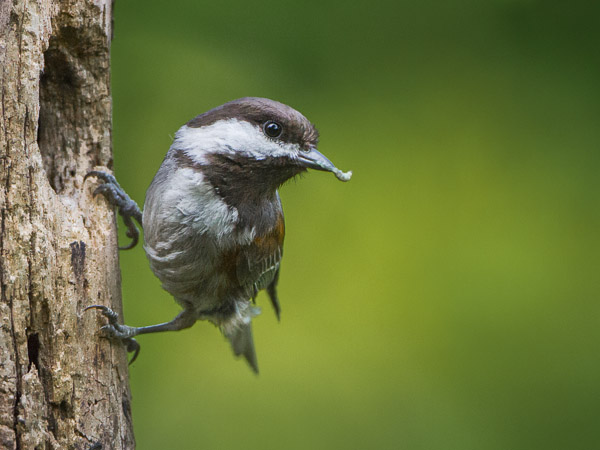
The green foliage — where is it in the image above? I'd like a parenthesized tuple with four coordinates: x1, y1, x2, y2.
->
(112, 1, 600, 449)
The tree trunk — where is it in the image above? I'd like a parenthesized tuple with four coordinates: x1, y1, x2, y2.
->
(0, 0, 135, 448)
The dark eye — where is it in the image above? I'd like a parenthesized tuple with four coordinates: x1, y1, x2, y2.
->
(263, 121, 283, 138)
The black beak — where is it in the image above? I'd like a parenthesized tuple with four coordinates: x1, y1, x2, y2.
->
(297, 148, 352, 182)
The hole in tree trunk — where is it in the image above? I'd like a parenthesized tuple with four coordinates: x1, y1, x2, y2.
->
(27, 332, 40, 371)
(38, 25, 109, 193)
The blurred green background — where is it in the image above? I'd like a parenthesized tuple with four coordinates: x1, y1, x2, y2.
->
(111, 1, 600, 449)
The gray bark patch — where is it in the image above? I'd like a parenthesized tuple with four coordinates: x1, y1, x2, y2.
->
(70, 240, 86, 281)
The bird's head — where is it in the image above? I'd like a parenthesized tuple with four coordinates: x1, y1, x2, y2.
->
(170, 97, 352, 195)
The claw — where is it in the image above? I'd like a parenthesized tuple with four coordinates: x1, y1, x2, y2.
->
(85, 304, 119, 322)
(100, 324, 118, 335)
(85, 170, 118, 184)
(119, 215, 139, 250)
(84, 171, 143, 250)
(125, 339, 141, 364)
(85, 304, 141, 365)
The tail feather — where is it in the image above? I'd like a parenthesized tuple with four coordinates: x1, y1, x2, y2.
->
(227, 322, 259, 374)
(267, 269, 281, 321)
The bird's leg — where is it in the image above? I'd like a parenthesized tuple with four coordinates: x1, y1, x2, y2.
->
(85, 305, 197, 364)
(84, 171, 143, 250)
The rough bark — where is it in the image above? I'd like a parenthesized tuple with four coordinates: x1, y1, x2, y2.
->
(0, 0, 135, 448)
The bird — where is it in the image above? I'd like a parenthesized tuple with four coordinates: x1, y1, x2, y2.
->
(85, 97, 352, 373)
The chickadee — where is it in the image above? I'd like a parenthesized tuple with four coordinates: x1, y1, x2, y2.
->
(86, 97, 352, 373)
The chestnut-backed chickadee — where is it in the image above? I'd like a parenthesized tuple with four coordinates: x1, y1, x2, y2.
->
(86, 97, 352, 373)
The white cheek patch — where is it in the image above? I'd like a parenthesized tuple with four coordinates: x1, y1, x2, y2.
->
(172, 119, 300, 163)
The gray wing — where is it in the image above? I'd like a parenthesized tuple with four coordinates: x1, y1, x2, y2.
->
(236, 211, 285, 319)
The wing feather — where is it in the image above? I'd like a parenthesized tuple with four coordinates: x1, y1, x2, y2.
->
(236, 212, 284, 315)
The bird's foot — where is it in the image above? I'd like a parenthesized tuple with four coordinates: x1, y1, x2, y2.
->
(85, 305, 141, 364)
(84, 171, 143, 250)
